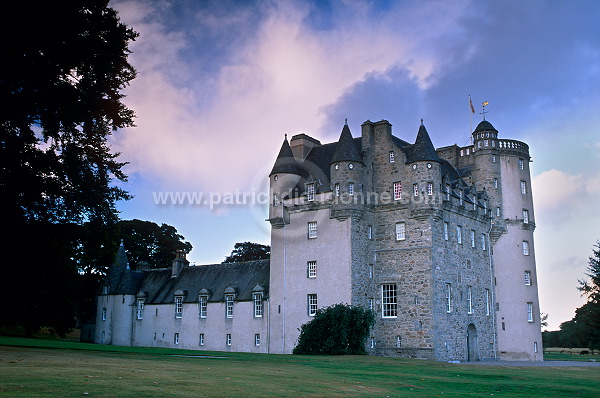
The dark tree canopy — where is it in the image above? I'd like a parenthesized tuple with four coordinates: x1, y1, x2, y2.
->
(293, 304, 375, 355)
(118, 219, 193, 269)
(223, 242, 270, 263)
(0, 0, 137, 336)
(544, 241, 600, 350)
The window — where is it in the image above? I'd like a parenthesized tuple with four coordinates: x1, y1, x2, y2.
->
(520, 181, 527, 195)
(524, 271, 532, 286)
(334, 183, 340, 197)
(458, 189, 463, 205)
(427, 182, 433, 196)
(225, 294, 234, 318)
(255, 334, 261, 346)
(523, 209, 529, 224)
(381, 284, 397, 318)
(485, 289, 491, 316)
(175, 296, 183, 318)
(470, 230, 476, 248)
(444, 222, 449, 241)
(136, 298, 145, 320)
(199, 333, 205, 346)
(307, 261, 317, 278)
(370, 338, 375, 348)
(527, 302, 534, 322)
(481, 234, 486, 251)
(307, 294, 318, 316)
(393, 182, 402, 200)
(496, 207, 500, 217)
(273, 194, 279, 207)
(534, 342, 538, 353)
(492, 155, 496, 163)
(494, 178, 498, 188)
(101, 307, 107, 321)
(523, 241, 530, 256)
(519, 158, 524, 170)
(307, 183, 315, 201)
(413, 183, 419, 197)
(457, 226, 462, 244)
(395, 222, 406, 241)
(253, 293, 263, 317)
(368, 225, 373, 240)
(226, 333, 232, 346)
(308, 221, 317, 239)
(445, 184, 451, 201)
(396, 335, 402, 348)
(199, 295, 208, 318)
(467, 286, 473, 314)
(348, 182, 354, 195)
(445, 283, 453, 313)
(174, 333, 179, 345)
(389, 151, 395, 163)
(368, 298, 373, 311)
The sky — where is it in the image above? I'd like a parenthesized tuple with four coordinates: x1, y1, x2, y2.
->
(109, 0, 600, 331)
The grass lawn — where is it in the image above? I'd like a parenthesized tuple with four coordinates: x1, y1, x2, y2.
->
(1, 336, 599, 398)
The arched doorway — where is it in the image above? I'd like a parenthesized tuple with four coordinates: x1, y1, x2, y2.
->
(467, 323, 479, 361)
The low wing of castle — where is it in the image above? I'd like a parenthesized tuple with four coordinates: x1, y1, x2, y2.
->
(96, 118, 543, 361)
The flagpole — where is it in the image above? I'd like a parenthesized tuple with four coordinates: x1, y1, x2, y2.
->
(469, 95, 474, 144)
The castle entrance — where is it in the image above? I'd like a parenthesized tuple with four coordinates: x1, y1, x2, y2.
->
(467, 323, 479, 361)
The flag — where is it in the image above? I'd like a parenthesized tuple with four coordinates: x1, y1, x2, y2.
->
(482, 101, 489, 107)
(469, 96, 475, 113)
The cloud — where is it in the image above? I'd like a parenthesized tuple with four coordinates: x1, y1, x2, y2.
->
(110, 0, 485, 194)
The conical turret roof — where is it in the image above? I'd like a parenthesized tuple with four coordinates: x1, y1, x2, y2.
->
(270, 136, 301, 175)
(406, 122, 441, 163)
(330, 123, 362, 164)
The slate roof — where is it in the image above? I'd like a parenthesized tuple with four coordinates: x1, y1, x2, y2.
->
(405, 124, 442, 163)
(270, 137, 301, 175)
(474, 120, 497, 132)
(138, 260, 270, 304)
(330, 124, 363, 164)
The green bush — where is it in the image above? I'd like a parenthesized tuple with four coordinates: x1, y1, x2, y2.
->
(293, 303, 375, 355)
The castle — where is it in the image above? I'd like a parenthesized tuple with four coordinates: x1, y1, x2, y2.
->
(96, 117, 543, 361)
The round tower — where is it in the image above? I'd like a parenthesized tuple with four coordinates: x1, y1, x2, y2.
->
(473, 120, 542, 360)
(268, 135, 302, 228)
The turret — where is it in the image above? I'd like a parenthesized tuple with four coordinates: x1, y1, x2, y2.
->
(268, 135, 302, 227)
(329, 122, 365, 220)
(405, 122, 442, 211)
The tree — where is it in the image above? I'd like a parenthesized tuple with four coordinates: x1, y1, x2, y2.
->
(293, 304, 375, 355)
(118, 219, 193, 269)
(0, 0, 137, 336)
(223, 242, 270, 263)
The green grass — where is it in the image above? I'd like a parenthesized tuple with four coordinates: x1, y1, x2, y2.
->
(1, 336, 599, 398)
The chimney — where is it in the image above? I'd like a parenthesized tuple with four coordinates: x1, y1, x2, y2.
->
(289, 133, 321, 160)
(171, 251, 189, 278)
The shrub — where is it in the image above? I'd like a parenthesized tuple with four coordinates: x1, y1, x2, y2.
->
(293, 303, 375, 355)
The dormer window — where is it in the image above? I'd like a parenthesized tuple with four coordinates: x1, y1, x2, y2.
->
(307, 183, 315, 202)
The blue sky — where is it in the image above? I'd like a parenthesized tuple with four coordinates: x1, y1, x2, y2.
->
(110, 0, 600, 330)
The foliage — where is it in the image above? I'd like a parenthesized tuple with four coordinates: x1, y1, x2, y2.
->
(545, 241, 600, 349)
(0, 0, 137, 336)
(223, 242, 270, 263)
(293, 304, 375, 355)
(118, 219, 193, 269)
